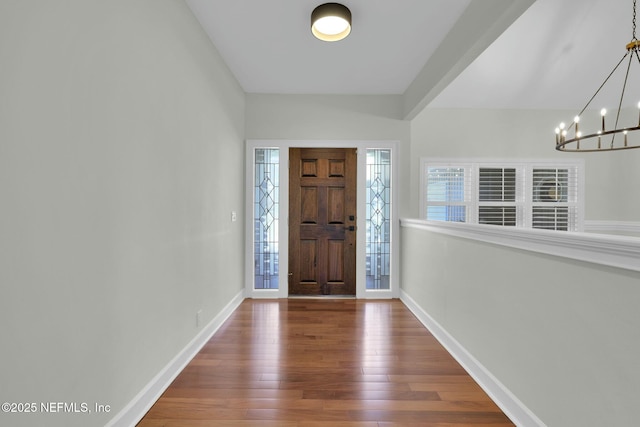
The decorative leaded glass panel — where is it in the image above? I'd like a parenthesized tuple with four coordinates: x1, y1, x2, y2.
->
(366, 149, 391, 290)
(254, 149, 279, 289)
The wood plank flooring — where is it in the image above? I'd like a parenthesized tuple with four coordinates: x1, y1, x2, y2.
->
(138, 298, 514, 426)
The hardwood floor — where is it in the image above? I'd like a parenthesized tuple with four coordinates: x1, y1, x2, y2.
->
(138, 299, 514, 426)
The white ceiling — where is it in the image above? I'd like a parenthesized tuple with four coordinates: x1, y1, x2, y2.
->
(186, 0, 473, 94)
(186, 0, 640, 112)
(431, 0, 640, 110)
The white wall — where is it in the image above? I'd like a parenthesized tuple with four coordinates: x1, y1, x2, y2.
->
(0, 1, 245, 426)
(401, 224, 640, 426)
(246, 93, 412, 215)
(410, 107, 640, 221)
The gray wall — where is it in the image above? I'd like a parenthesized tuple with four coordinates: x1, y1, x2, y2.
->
(401, 225, 640, 426)
(410, 107, 640, 220)
(246, 93, 412, 215)
(405, 107, 640, 425)
(0, 1, 245, 426)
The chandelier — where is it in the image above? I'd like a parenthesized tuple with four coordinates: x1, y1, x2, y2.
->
(556, 0, 640, 152)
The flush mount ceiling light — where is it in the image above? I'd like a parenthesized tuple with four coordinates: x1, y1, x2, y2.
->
(311, 3, 351, 42)
(556, 0, 640, 152)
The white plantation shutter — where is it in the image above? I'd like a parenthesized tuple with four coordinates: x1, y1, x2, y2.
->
(478, 206, 518, 226)
(478, 168, 518, 226)
(478, 168, 516, 202)
(532, 207, 570, 230)
(422, 159, 583, 231)
(425, 166, 471, 222)
(531, 167, 579, 231)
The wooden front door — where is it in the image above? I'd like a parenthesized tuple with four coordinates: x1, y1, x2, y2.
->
(289, 148, 357, 296)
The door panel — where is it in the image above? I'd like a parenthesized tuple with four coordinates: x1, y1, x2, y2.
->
(300, 240, 317, 283)
(301, 187, 318, 223)
(327, 240, 344, 281)
(327, 188, 345, 224)
(289, 148, 356, 296)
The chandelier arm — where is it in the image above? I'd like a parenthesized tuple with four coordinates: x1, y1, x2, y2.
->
(573, 52, 630, 123)
(610, 53, 635, 147)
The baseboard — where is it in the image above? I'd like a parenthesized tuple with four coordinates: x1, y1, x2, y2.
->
(105, 290, 245, 427)
(400, 289, 546, 427)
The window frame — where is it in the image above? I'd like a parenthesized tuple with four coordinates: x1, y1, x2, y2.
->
(420, 158, 585, 231)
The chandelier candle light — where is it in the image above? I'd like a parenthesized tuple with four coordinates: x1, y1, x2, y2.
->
(556, 0, 640, 152)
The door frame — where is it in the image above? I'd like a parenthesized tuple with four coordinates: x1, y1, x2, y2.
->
(245, 139, 399, 299)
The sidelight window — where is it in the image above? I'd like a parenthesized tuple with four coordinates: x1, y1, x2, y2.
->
(366, 149, 392, 289)
(254, 148, 280, 289)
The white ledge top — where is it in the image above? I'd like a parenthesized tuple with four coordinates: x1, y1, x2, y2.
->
(401, 218, 640, 273)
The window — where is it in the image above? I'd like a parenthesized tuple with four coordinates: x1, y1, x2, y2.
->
(254, 148, 280, 289)
(421, 159, 583, 231)
(532, 168, 571, 231)
(366, 149, 392, 290)
(478, 167, 517, 226)
(424, 166, 470, 222)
